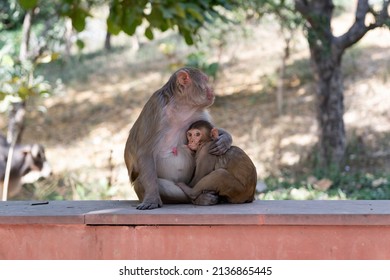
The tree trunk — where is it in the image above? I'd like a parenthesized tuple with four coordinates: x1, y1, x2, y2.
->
(276, 36, 291, 116)
(304, 1, 346, 167)
(104, 31, 112, 51)
(64, 18, 73, 59)
(295, 0, 345, 167)
(295, 0, 390, 168)
(19, 9, 35, 61)
(313, 59, 346, 166)
(7, 101, 26, 145)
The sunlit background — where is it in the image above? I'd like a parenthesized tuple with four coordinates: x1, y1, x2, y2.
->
(1, 0, 389, 201)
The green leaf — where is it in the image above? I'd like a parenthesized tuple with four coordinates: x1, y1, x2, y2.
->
(161, 7, 174, 19)
(145, 27, 154, 40)
(72, 17, 86, 32)
(119, 4, 144, 36)
(107, 20, 121, 35)
(148, 5, 164, 25)
(18, 86, 32, 100)
(35, 53, 60, 64)
(70, 8, 88, 32)
(159, 21, 169, 32)
(76, 39, 85, 50)
(122, 9, 139, 35)
(0, 92, 7, 101)
(0, 55, 14, 67)
(18, 0, 38, 10)
(59, 3, 71, 15)
(127, 20, 143, 36)
(180, 28, 194, 45)
(187, 8, 204, 22)
(207, 62, 219, 75)
(197, 0, 209, 9)
(107, 12, 122, 35)
(174, 3, 186, 18)
(122, 20, 139, 36)
(107, 3, 123, 35)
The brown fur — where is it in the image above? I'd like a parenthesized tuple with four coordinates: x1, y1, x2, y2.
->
(124, 67, 231, 210)
(177, 121, 257, 205)
(0, 141, 52, 198)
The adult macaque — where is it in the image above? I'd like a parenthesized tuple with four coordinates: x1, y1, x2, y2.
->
(177, 120, 257, 205)
(124, 67, 232, 210)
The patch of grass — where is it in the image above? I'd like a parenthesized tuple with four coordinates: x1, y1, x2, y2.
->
(284, 58, 313, 87)
(18, 173, 123, 201)
(260, 171, 390, 200)
(35, 46, 127, 86)
(342, 46, 364, 78)
(261, 131, 390, 201)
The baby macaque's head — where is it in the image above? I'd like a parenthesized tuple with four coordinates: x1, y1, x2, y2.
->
(186, 120, 218, 151)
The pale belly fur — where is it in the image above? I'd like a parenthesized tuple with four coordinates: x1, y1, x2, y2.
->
(156, 145, 195, 184)
(155, 107, 208, 184)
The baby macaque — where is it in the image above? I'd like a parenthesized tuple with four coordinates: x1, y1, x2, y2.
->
(177, 120, 257, 205)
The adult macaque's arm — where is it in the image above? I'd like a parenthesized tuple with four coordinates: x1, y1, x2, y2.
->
(208, 128, 232, 155)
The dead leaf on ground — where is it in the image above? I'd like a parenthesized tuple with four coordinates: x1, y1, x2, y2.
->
(313, 178, 333, 191)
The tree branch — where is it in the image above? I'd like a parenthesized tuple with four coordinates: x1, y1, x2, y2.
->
(368, 0, 390, 29)
(335, 0, 390, 50)
(295, 0, 310, 16)
(295, 0, 336, 62)
(295, 0, 318, 28)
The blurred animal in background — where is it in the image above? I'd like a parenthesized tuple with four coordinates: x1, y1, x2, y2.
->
(0, 134, 52, 199)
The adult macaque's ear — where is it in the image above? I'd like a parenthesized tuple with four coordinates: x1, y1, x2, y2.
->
(176, 70, 191, 86)
(211, 128, 219, 140)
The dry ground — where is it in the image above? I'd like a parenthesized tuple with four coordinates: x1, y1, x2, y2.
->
(3, 15, 390, 200)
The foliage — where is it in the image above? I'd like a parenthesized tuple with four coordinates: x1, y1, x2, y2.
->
(0, 28, 20, 56)
(13, 0, 237, 45)
(0, 0, 101, 115)
(16, 0, 94, 32)
(246, 0, 303, 31)
(1, 2, 71, 56)
(293, 0, 390, 167)
(186, 52, 219, 80)
(6, 0, 389, 197)
(106, 0, 235, 45)
(0, 0, 237, 109)
(21, 173, 120, 201)
(57, 0, 92, 32)
(0, 0, 25, 30)
(261, 172, 390, 200)
(0, 45, 55, 111)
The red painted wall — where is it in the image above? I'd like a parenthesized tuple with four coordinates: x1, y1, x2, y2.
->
(1, 224, 390, 259)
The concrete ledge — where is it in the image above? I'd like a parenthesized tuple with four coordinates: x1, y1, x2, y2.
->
(1, 200, 390, 259)
(1, 200, 390, 225)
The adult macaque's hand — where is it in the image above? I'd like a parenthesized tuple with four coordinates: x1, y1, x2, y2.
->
(208, 129, 232, 155)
